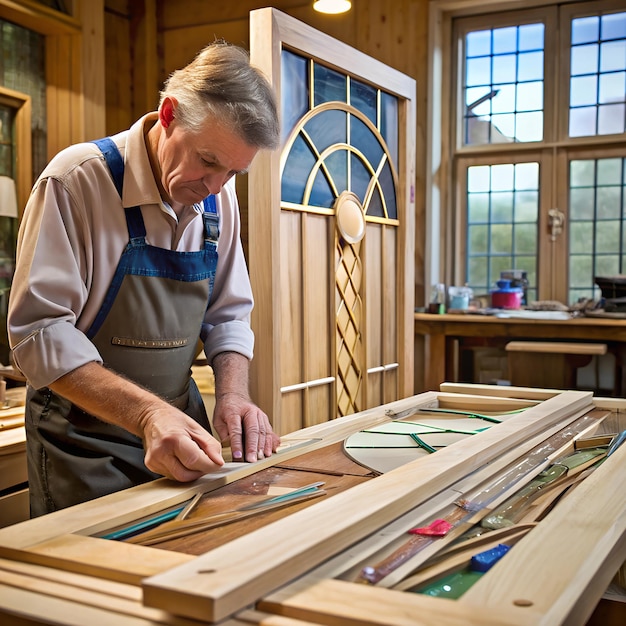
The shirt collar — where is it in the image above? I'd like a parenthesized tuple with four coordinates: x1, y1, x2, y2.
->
(120, 112, 164, 209)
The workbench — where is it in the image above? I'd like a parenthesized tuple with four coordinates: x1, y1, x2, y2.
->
(0, 384, 624, 625)
(0, 385, 27, 528)
(415, 312, 626, 394)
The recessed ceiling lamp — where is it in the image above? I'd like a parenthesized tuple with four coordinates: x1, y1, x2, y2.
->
(313, 0, 352, 15)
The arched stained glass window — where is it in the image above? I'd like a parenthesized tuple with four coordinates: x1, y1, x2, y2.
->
(280, 49, 399, 222)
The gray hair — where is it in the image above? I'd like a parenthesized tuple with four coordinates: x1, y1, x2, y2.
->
(160, 41, 280, 150)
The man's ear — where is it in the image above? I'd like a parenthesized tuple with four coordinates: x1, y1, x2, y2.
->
(159, 97, 177, 129)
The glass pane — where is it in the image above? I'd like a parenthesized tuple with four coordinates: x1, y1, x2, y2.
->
(569, 157, 626, 301)
(515, 190, 539, 221)
(313, 63, 347, 106)
(569, 11, 626, 137)
(598, 103, 625, 135)
(464, 22, 545, 145)
(597, 186, 621, 219)
(596, 254, 620, 276)
(281, 134, 317, 204)
(468, 254, 489, 291)
(378, 160, 397, 219)
(281, 49, 309, 144)
(466, 30, 491, 57)
(350, 115, 384, 169)
(569, 106, 597, 136)
(600, 72, 626, 104)
(597, 158, 623, 184)
(600, 40, 626, 72)
(380, 91, 399, 169)
(571, 159, 595, 186)
(367, 186, 385, 218)
(492, 192, 514, 222)
(350, 152, 371, 203)
(466, 163, 539, 296)
(324, 150, 348, 195)
(468, 192, 489, 222)
(572, 16, 599, 45)
(570, 221, 592, 254)
(602, 12, 626, 39)
(570, 76, 598, 107)
(570, 188, 595, 220)
(571, 44, 599, 76)
(0, 143, 11, 175)
(515, 224, 537, 254)
(304, 109, 347, 153)
(309, 168, 335, 208)
(350, 78, 377, 124)
(518, 51, 544, 81)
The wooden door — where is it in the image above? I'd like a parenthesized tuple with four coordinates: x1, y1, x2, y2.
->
(249, 8, 416, 434)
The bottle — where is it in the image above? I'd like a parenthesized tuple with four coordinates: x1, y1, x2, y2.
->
(429, 283, 447, 314)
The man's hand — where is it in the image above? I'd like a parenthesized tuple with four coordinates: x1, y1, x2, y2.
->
(212, 392, 280, 462)
(50, 361, 225, 482)
(211, 351, 280, 462)
(140, 406, 224, 480)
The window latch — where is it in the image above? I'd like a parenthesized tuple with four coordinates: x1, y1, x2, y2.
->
(548, 208, 565, 241)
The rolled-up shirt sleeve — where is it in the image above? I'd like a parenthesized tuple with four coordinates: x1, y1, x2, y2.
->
(201, 179, 255, 365)
(9, 174, 104, 390)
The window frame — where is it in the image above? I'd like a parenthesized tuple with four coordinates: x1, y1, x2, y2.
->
(428, 0, 626, 305)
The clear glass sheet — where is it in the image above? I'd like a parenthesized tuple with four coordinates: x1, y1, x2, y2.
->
(464, 22, 545, 145)
(568, 157, 626, 301)
(466, 162, 539, 296)
(569, 12, 626, 137)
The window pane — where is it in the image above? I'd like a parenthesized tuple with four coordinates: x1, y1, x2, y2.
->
(569, 11, 626, 137)
(466, 163, 539, 296)
(602, 12, 626, 39)
(464, 22, 545, 145)
(281, 50, 309, 144)
(313, 63, 346, 106)
(569, 157, 626, 301)
(350, 78, 377, 125)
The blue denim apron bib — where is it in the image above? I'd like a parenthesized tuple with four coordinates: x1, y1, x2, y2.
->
(25, 137, 219, 516)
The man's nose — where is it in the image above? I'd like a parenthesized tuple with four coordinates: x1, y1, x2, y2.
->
(203, 172, 227, 195)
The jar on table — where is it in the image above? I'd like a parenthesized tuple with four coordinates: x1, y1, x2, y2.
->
(490, 279, 523, 309)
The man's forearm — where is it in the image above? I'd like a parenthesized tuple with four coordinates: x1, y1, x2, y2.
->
(212, 351, 251, 400)
(49, 361, 170, 438)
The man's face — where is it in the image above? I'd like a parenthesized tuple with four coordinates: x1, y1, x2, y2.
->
(158, 104, 258, 206)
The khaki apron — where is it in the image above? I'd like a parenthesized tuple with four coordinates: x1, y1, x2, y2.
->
(25, 137, 219, 516)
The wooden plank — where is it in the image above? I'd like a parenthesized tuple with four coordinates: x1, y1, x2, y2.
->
(20, 534, 193, 584)
(142, 391, 593, 622)
(435, 392, 542, 412)
(258, 578, 525, 626)
(505, 341, 607, 355)
(0, 558, 197, 625)
(439, 382, 563, 400)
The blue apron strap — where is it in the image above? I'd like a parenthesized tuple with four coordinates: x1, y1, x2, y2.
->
(92, 138, 124, 198)
(93, 137, 146, 241)
(202, 195, 219, 244)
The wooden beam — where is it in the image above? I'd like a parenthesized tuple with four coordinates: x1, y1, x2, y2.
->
(0, 0, 80, 35)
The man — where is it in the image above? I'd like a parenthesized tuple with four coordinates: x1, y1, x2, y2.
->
(7, 41, 281, 517)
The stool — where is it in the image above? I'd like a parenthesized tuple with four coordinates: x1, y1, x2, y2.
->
(505, 341, 607, 390)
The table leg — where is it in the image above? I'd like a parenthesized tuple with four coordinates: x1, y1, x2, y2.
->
(424, 332, 446, 391)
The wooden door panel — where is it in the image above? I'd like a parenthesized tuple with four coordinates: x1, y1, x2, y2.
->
(249, 8, 415, 434)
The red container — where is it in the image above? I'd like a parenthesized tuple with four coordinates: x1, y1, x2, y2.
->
(491, 279, 523, 309)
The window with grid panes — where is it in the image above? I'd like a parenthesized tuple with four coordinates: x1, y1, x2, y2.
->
(452, 0, 626, 306)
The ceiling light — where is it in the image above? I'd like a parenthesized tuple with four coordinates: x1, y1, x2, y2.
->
(313, 0, 352, 15)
